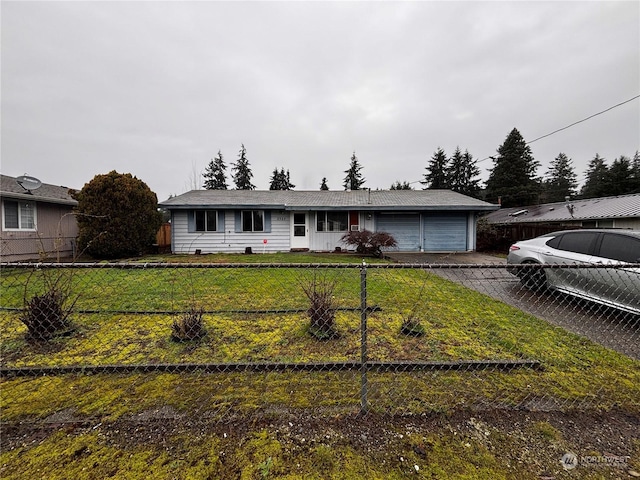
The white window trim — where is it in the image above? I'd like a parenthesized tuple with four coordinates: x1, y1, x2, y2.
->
(2, 199, 37, 231)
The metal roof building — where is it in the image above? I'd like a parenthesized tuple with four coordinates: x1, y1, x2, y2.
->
(482, 193, 640, 230)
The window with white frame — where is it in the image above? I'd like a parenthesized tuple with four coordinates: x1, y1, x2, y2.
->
(3, 200, 36, 230)
(242, 210, 264, 232)
(316, 211, 348, 232)
(195, 210, 217, 232)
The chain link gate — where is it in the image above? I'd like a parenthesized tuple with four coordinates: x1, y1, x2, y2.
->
(1, 261, 639, 422)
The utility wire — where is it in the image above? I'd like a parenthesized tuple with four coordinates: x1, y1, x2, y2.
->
(408, 94, 639, 185)
(476, 94, 640, 164)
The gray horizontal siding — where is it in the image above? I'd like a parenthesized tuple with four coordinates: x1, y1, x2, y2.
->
(172, 210, 290, 254)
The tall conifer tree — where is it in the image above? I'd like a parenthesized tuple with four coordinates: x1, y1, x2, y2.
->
(231, 144, 255, 190)
(542, 153, 577, 202)
(343, 152, 366, 190)
(421, 147, 449, 189)
(485, 128, 540, 206)
(203, 150, 228, 190)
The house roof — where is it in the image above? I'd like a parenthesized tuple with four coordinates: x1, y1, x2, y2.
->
(482, 193, 640, 224)
(0, 174, 77, 206)
(160, 189, 498, 211)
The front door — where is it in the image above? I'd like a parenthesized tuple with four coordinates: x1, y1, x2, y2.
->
(290, 212, 309, 250)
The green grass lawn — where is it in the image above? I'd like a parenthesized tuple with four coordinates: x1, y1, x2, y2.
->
(2, 253, 638, 417)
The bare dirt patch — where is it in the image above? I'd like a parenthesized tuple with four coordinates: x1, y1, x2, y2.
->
(3, 408, 639, 479)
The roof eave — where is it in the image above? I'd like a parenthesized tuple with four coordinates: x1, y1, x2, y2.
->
(161, 204, 499, 211)
(0, 191, 77, 206)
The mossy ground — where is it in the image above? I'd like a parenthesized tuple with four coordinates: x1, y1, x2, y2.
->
(1, 410, 638, 479)
(1, 253, 639, 477)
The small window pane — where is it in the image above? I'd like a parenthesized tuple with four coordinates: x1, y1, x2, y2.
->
(206, 211, 217, 231)
(253, 211, 264, 232)
(195, 211, 206, 231)
(242, 211, 253, 231)
(557, 232, 598, 255)
(546, 235, 561, 249)
(21, 203, 34, 229)
(599, 234, 640, 263)
(4, 201, 18, 229)
(327, 211, 347, 232)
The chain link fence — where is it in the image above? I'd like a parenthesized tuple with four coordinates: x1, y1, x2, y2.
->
(1, 261, 639, 424)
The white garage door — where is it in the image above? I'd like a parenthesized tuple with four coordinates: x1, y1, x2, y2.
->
(423, 214, 468, 251)
(376, 214, 421, 251)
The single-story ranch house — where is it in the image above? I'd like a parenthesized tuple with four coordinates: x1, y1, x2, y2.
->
(159, 190, 498, 254)
(1, 174, 78, 262)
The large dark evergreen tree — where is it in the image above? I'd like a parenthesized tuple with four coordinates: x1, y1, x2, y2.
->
(580, 154, 609, 199)
(421, 147, 449, 189)
(485, 128, 540, 207)
(203, 150, 228, 190)
(269, 168, 295, 190)
(607, 156, 634, 196)
(447, 147, 480, 197)
(343, 152, 366, 190)
(231, 144, 255, 190)
(542, 152, 577, 203)
(320, 177, 329, 190)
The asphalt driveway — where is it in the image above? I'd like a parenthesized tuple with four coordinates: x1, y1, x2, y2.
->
(385, 252, 640, 360)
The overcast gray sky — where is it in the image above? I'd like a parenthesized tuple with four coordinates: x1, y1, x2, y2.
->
(2, 1, 639, 203)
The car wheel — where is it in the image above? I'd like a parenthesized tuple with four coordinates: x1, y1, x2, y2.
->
(520, 261, 547, 291)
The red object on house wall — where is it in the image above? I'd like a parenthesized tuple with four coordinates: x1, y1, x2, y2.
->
(349, 211, 359, 229)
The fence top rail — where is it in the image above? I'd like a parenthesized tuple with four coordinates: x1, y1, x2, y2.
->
(0, 262, 364, 269)
(2, 261, 639, 270)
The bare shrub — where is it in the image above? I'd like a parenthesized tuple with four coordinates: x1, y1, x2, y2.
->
(171, 307, 206, 342)
(400, 316, 426, 337)
(301, 274, 339, 340)
(20, 278, 76, 341)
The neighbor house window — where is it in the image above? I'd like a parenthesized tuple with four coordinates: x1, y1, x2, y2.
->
(242, 210, 264, 232)
(3, 200, 36, 230)
(316, 211, 348, 232)
(195, 210, 217, 232)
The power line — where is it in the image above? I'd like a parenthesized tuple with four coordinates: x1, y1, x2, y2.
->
(407, 94, 639, 186)
(527, 95, 640, 145)
(476, 94, 640, 164)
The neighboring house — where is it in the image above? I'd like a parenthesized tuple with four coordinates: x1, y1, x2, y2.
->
(1, 174, 78, 262)
(159, 190, 498, 254)
(480, 193, 640, 249)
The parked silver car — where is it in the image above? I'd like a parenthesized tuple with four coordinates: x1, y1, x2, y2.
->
(507, 229, 640, 315)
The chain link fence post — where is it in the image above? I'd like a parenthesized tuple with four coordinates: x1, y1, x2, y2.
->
(360, 260, 369, 415)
